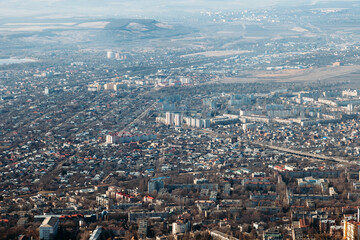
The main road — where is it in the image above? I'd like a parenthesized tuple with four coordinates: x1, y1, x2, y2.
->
(199, 128, 351, 165)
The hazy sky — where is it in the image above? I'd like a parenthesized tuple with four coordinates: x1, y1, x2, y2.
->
(0, 0, 354, 18)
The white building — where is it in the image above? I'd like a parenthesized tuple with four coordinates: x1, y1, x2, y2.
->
(343, 89, 358, 97)
(104, 82, 119, 91)
(180, 77, 192, 84)
(89, 227, 103, 240)
(106, 135, 113, 144)
(88, 82, 102, 92)
(191, 118, 196, 127)
(183, 116, 191, 126)
(204, 119, 211, 128)
(172, 220, 190, 235)
(107, 51, 114, 59)
(106, 133, 156, 144)
(174, 114, 183, 126)
(196, 119, 203, 128)
(40, 217, 59, 240)
(242, 123, 256, 131)
(165, 112, 174, 125)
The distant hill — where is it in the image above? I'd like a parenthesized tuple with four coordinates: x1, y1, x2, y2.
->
(106, 19, 164, 31)
(0, 18, 195, 50)
(101, 19, 193, 41)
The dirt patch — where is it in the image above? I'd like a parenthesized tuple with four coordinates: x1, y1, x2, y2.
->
(215, 65, 360, 84)
(255, 69, 309, 78)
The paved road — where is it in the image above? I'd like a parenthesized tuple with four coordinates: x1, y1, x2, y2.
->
(199, 128, 350, 165)
(257, 143, 349, 164)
